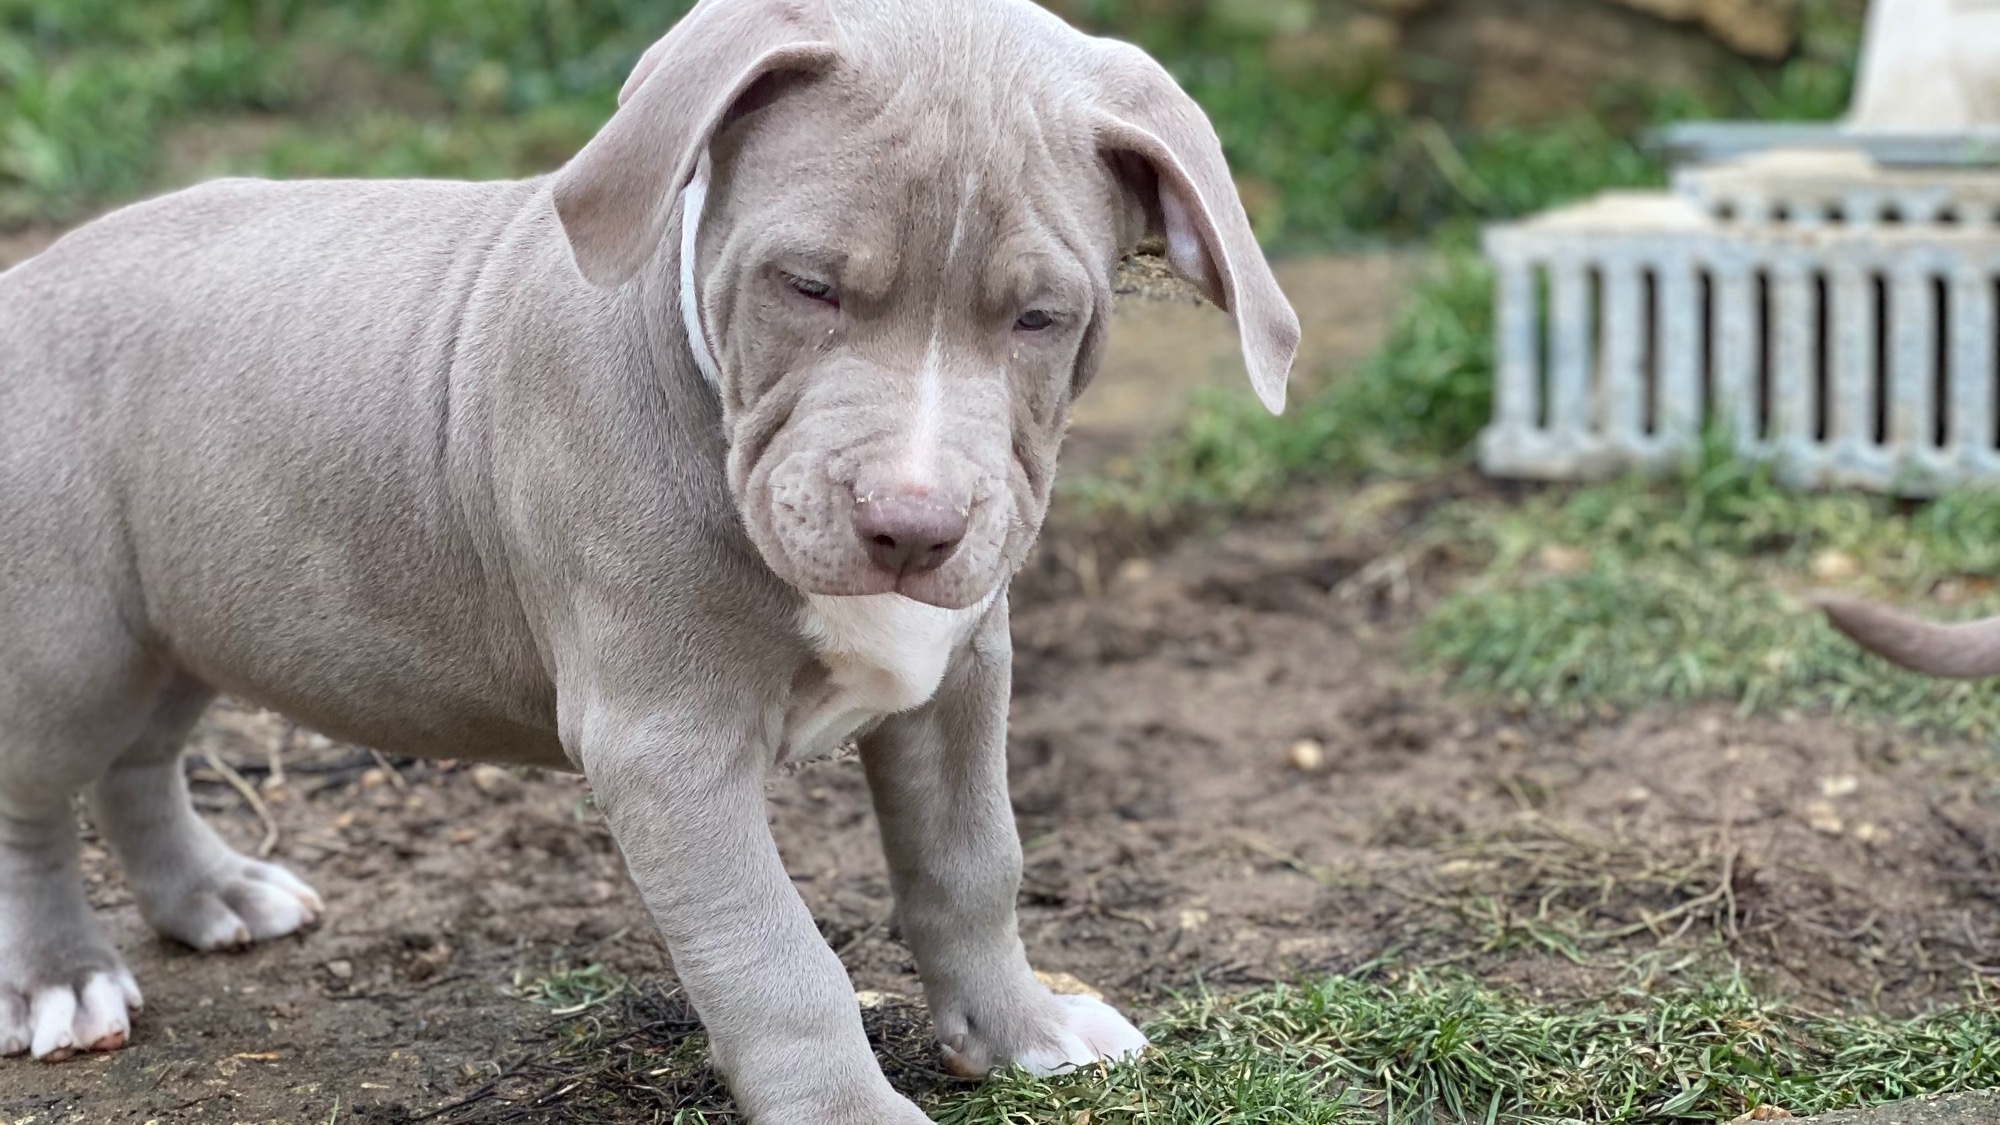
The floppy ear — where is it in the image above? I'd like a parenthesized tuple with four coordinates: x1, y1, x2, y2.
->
(552, 0, 840, 288)
(1092, 43, 1300, 414)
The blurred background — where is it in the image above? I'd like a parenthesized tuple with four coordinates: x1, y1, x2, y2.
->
(0, 0, 1862, 243)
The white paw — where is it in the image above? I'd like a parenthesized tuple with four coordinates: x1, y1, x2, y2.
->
(0, 968, 142, 1061)
(1011, 994, 1149, 1077)
(141, 857, 322, 952)
(940, 991, 1149, 1078)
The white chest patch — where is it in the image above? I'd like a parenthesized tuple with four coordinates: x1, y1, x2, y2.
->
(777, 592, 996, 765)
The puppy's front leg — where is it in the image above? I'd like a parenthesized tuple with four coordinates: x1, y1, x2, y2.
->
(859, 596, 1148, 1077)
(576, 705, 928, 1125)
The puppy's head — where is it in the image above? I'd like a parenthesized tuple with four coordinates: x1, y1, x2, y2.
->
(553, 0, 1298, 609)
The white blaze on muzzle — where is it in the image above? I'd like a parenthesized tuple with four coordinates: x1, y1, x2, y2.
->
(896, 171, 981, 484)
(678, 154, 723, 390)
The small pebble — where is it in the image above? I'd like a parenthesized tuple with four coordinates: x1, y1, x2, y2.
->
(1854, 822, 1891, 845)
(1809, 549, 1858, 582)
(326, 960, 354, 981)
(1115, 557, 1155, 584)
(1537, 544, 1589, 574)
(1287, 739, 1326, 772)
(470, 764, 522, 800)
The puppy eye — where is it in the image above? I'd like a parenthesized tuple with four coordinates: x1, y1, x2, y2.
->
(1016, 309, 1056, 331)
(783, 272, 839, 308)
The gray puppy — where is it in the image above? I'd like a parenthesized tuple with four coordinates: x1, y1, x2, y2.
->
(0, 0, 1298, 1119)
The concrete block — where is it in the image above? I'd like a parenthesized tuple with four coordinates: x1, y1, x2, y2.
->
(1480, 174, 2000, 494)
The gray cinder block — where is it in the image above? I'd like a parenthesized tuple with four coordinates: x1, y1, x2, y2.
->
(1480, 160, 2000, 494)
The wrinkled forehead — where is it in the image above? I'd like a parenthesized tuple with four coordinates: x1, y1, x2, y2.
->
(708, 51, 1124, 289)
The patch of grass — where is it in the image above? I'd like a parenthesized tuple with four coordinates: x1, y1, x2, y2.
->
(479, 970, 2000, 1123)
(0, 0, 295, 223)
(941, 972, 2000, 1124)
(0, 0, 695, 225)
(1384, 818, 1746, 970)
(1074, 245, 1495, 518)
(1417, 442, 2000, 738)
(511, 961, 631, 1016)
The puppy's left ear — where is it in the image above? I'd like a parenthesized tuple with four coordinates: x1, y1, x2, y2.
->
(1092, 41, 1300, 414)
(553, 0, 840, 288)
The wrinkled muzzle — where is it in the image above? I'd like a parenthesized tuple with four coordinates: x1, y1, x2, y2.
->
(734, 365, 1026, 610)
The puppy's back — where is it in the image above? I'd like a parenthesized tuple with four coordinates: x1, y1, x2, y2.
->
(0, 176, 569, 760)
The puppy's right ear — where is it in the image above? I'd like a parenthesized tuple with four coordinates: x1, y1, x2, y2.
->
(553, 0, 840, 288)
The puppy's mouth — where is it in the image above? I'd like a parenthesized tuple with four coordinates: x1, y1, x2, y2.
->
(887, 571, 994, 610)
(791, 570, 992, 610)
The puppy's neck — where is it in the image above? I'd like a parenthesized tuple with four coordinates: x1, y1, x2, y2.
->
(775, 592, 995, 765)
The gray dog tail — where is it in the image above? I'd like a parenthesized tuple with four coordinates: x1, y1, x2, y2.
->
(1812, 592, 2000, 680)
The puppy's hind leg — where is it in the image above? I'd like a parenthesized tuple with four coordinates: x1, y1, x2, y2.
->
(89, 677, 322, 953)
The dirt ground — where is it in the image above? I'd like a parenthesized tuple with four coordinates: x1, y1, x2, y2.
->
(5, 249, 2000, 1125)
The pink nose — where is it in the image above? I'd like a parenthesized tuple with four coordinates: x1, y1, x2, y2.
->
(853, 487, 967, 576)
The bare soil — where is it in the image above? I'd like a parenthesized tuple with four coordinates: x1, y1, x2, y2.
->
(1808, 1089, 2000, 1124)
(6, 255, 2000, 1125)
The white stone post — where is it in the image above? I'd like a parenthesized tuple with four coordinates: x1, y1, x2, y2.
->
(1849, 0, 2000, 131)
